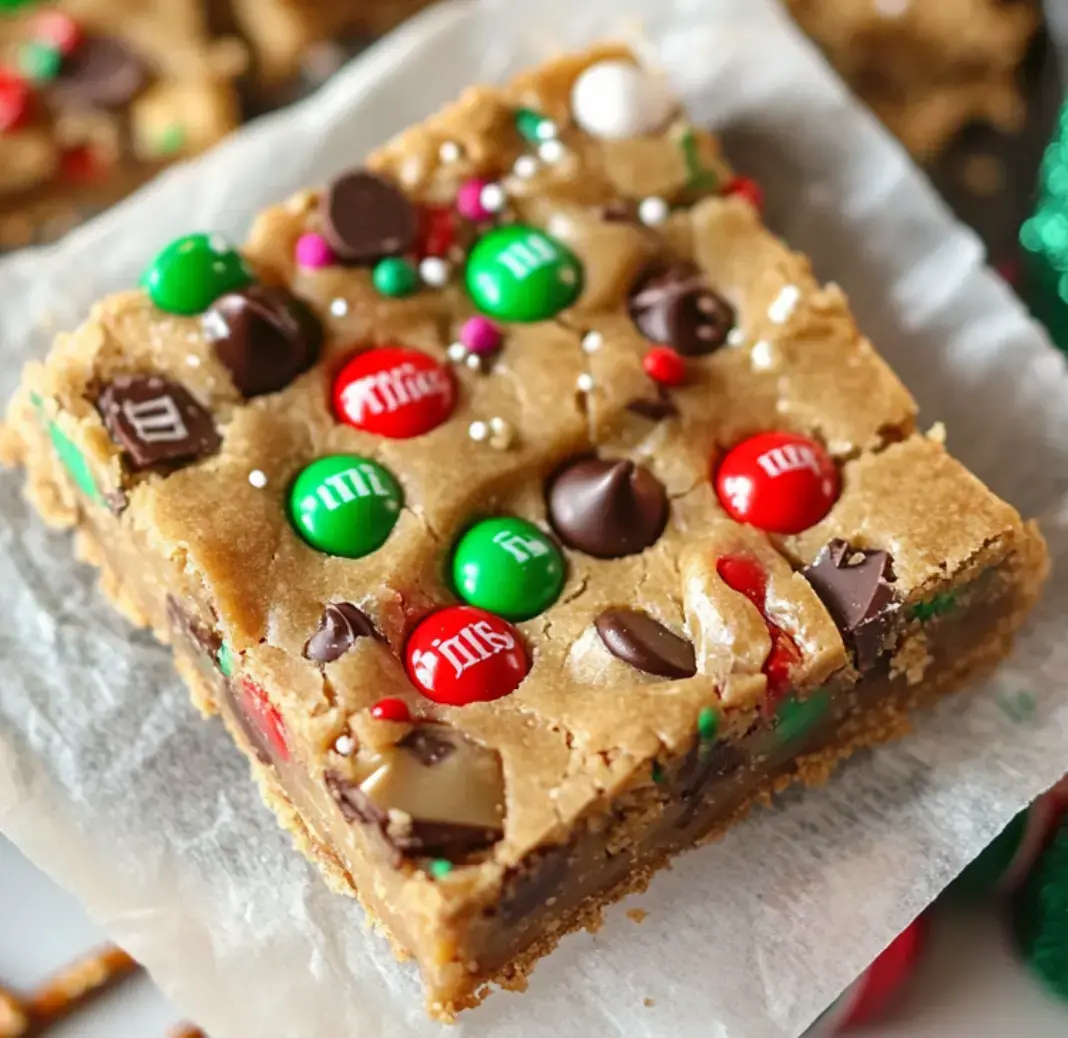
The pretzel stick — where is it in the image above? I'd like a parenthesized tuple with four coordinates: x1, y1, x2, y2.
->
(24, 945, 139, 1028)
(0, 986, 29, 1038)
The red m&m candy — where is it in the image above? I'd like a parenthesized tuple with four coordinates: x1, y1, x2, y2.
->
(35, 11, 83, 56)
(723, 175, 764, 213)
(812, 918, 927, 1033)
(405, 605, 529, 706)
(0, 70, 33, 134)
(333, 346, 455, 439)
(715, 431, 838, 535)
(238, 679, 290, 762)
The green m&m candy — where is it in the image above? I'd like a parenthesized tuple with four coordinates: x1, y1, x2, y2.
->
(288, 454, 402, 558)
(451, 516, 564, 621)
(142, 233, 252, 316)
(465, 225, 583, 323)
(775, 687, 830, 745)
(48, 421, 100, 502)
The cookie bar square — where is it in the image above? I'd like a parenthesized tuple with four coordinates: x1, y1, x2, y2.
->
(0, 0, 243, 249)
(785, 0, 1040, 158)
(2, 44, 1047, 1016)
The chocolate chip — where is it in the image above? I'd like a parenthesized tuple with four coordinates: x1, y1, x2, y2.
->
(222, 678, 274, 767)
(627, 261, 734, 356)
(325, 771, 398, 861)
(51, 36, 149, 110)
(204, 285, 323, 397)
(803, 539, 900, 672)
(398, 727, 458, 767)
(625, 394, 678, 421)
(676, 739, 746, 827)
(319, 170, 417, 265)
(547, 457, 667, 558)
(601, 200, 638, 223)
(304, 603, 377, 663)
(594, 608, 696, 679)
(499, 843, 570, 924)
(96, 375, 220, 471)
(165, 594, 222, 659)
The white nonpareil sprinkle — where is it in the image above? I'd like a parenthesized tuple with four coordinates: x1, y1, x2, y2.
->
(334, 734, 355, 756)
(513, 155, 540, 179)
(438, 140, 462, 163)
(480, 183, 506, 213)
(536, 118, 559, 141)
(726, 327, 746, 348)
(750, 340, 774, 370)
(576, 373, 595, 392)
(419, 257, 450, 287)
(581, 330, 603, 354)
(468, 420, 489, 442)
(465, 353, 483, 371)
(185, 354, 201, 366)
(637, 196, 670, 227)
(874, 0, 909, 16)
(248, 469, 268, 488)
(330, 298, 349, 317)
(538, 139, 566, 165)
(767, 284, 800, 325)
(446, 342, 467, 363)
(489, 416, 508, 433)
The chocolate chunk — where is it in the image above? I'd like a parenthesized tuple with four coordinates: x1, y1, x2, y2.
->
(204, 285, 323, 397)
(627, 261, 734, 356)
(548, 457, 667, 558)
(499, 844, 571, 924)
(303, 602, 377, 663)
(803, 539, 900, 672)
(165, 594, 222, 659)
(595, 608, 696, 679)
(328, 724, 505, 863)
(676, 739, 746, 828)
(625, 394, 678, 421)
(601, 200, 638, 223)
(51, 36, 149, 110)
(319, 170, 417, 265)
(96, 375, 220, 471)
(221, 678, 275, 767)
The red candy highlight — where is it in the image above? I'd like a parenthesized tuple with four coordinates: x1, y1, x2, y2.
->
(717, 554, 802, 705)
(715, 431, 839, 534)
(238, 679, 290, 762)
(405, 605, 529, 706)
(723, 176, 764, 214)
(642, 346, 686, 386)
(35, 11, 82, 56)
(0, 70, 33, 134)
(333, 345, 455, 439)
(418, 205, 457, 259)
(370, 697, 411, 723)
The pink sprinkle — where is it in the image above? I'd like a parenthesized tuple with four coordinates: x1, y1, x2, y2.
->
(456, 178, 494, 222)
(295, 232, 336, 270)
(460, 316, 502, 356)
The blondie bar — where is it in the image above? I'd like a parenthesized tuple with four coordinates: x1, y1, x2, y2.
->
(2, 44, 1048, 1016)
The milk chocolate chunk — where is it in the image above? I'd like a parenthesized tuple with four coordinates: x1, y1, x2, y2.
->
(548, 457, 667, 558)
(319, 170, 418, 265)
(95, 375, 220, 470)
(52, 36, 149, 110)
(627, 261, 734, 355)
(803, 539, 900, 671)
(595, 608, 696, 679)
(204, 285, 323, 397)
(304, 603, 377, 663)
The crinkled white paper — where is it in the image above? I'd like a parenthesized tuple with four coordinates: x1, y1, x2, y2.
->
(2, 2, 1068, 1036)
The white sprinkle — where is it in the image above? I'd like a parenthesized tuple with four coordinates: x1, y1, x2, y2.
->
(576, 373, 595, 392)
(465, 353, 483, 371)
(874, 0, 909, 16)
(538, 139, 566, 165)
(536, 118, 559, 141)
(334, 734, 355, 756)
(185, 354, 202, 367)
(768, 284, 800, 325)
(581, 330, 603, 354)
(419, 256, 450, 287)
(468, 420, 489, 442)
(248, 469, 268, 488)
(480, 183, 506, 213)
(447, 342, 467, 363)
(489, 416, 508, 433)
(439, 140, 462, 163)
(726, 327, 746, 347)
(750, 340, 774, 370)
(330, 298, 349, 317)
(513, 155, 540, 179)
(637, 196, 670, 226)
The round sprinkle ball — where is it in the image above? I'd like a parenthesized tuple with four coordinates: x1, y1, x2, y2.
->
(459, 315, 502, 356)
(643, 346, 686, 386)
(456, 178, 497, 222)
(142, 233, 253, 316)
(452, 516, 565, 621)
(370, 697, 411, 723)
(288, 454, 403, 558)
(295, 232, 337, 270)
(570, 59, 674, 141)
(372, 256, 419, 298)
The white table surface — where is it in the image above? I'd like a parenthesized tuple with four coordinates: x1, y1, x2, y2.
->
(2, 834, 1065, 1038)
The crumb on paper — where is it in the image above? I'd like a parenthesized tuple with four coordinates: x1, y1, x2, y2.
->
(643, 997, 655, 1007)
(626, 908, 649, 924)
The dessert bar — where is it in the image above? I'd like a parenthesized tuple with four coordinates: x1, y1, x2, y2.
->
(2, 44, 1048, 1016)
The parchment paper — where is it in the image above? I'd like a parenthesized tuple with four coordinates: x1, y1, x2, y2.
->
(2, 2, 1068, 1036)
